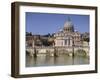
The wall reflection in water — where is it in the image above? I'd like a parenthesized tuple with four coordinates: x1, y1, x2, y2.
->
(26, 54, 89, 67)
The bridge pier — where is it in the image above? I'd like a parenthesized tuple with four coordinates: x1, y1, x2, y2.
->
(54, 48, 58, 57)
(34, 47, 37, 57)
(29, 49, 34, 57)
(30, 52, 34, 57)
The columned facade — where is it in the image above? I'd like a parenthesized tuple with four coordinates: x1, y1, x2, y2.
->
(54, 18, 81, 47)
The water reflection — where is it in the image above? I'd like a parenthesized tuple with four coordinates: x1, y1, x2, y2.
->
(26, 54, 89, 67)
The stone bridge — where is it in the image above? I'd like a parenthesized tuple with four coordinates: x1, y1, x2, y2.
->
(26, 46, 89, 57)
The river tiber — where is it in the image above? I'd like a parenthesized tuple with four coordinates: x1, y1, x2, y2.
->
(26, 18, 89, 67)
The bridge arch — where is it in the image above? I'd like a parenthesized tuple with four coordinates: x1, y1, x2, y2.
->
(75, 49, 87, 56)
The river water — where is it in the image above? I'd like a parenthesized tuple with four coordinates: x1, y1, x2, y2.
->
(26, 54, 89, 67)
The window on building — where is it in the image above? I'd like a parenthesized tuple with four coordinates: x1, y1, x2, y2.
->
(62, 41, 63, 46)
(65, 39, 67, 45)
(68, 38, 70, 45)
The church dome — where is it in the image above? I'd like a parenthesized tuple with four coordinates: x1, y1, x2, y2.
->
(64, 18, 73, 28)
(63, 17, 74, 32)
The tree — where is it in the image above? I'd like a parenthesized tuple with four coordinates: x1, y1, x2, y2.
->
(26, 32, 32, 36)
